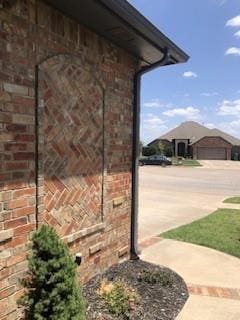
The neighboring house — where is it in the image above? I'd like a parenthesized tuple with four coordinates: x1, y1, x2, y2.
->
(148, 121, 240, 160)
(0, 0, 188, 318)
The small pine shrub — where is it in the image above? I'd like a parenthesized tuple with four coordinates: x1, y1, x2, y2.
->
(19, 225, 85, 320)
(98, 279, 139, 318)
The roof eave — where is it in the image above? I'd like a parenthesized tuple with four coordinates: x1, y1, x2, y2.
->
(98, 0, 189, 64)
(191, 136, 233, 146)
(43, 0, 189, 66)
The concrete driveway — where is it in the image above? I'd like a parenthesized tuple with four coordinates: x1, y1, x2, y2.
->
(138, 161, 240, 240)
(139, 160, 240, 320)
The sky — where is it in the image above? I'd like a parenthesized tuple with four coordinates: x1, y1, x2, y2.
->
(128, 0, 240, 144)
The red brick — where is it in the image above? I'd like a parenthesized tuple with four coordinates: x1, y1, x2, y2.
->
(14, 134, 34, 142)
(0, 268, 10, 282)
(6, 253, 27, 267)
(4, 143, 27, 152)
(12, 206, 35, 218)
(6, 124, 27, 133)
(4, 235, 28, 249)
(0, 0, 137, 315)
(0, 298, 9, 317)
(52, 175, 66, 192)
(6, 198, 28, 210)
(14, 223, 35, 236)
(12, 96, 35, 108)
(3, 180, 28, 191)
(221, 288, 231, 299)
(13, 152, 34, 160)
(44, 180, 56, 194)
(4, 217, 27, 229)
(0, 173, 11, 181)
(0, 286, 16, 300)
(5, 162, 28, 171)
(13, 188, 35, 199)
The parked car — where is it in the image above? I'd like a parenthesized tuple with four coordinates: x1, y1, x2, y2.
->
(139, 155, 172, 167)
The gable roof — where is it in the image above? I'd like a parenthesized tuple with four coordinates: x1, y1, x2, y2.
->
(191, 135, 232, 146)
(156, 121, 209, 144)
(44, 0, 189, 67)
(150, 121, 240, 146)
(209, 128, 240, 146)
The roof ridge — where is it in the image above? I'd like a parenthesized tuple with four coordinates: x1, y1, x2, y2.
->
(149, 121, 240, 146)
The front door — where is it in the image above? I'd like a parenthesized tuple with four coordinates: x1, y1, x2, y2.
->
(177, 142, 186, 157)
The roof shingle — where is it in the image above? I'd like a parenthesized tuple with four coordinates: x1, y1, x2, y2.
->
(151, 121, 240, 146)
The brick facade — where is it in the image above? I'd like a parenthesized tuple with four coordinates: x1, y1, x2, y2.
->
(192, 136, 232, 160)
(0, 1, 138, 318)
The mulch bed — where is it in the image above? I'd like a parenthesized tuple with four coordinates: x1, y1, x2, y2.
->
(83, 259, 189, 320)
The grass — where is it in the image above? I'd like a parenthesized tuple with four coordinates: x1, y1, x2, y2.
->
(161, 208, 240, 258)
(223, 197, 240, 204)
(182, 159, 202, 167)
(171, 158, 202, 167)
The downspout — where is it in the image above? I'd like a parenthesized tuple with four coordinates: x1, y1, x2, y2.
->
(130, 48, 171, 260)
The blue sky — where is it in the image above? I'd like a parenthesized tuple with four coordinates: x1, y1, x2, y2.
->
(128, 0, 240, 144)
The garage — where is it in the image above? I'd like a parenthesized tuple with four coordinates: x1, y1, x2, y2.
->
(197, 147, 226, 160)
(192, 136, 232, 160)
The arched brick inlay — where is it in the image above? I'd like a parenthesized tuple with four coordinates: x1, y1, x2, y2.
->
(37, 55, 104, 236)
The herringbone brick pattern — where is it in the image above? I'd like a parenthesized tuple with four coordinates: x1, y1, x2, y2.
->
(0, 1, 137, 317)
(38, 58, 104, 236)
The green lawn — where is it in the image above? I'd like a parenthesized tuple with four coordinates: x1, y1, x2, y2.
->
(161, 209, 240, 258)
(182, 159, 202, 167)
(171, 158, 201, 167)
(223, 197, 240, 204)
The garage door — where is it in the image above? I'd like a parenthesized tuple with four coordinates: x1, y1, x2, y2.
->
(197, 147, 226, 160)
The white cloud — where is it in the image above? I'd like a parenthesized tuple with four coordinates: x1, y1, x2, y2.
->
(205, 123, 216, 129)
(143, 99, 173, 109)
(218, 99, 240, 116)
(143, 114, 166, 128)
(201, 92, 218, 97)
(228, 119, 240, 129)
(163, 106, 201, 120)
(225, 47, 240, 56)
(183, 71, 198, 78)
(141, 114, 168, 143)
(143, 99, 163, 108)
(226, 15, 240, 27)
(234, 30, 240, 38)
(218, 120, 240, 138)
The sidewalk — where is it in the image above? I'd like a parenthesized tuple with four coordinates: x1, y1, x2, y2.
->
(139, 237, 240, 320)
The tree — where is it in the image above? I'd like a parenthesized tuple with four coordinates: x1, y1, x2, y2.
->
(164, 145, 173, 157)
(142, 146, 156, 156)
(157, 142, 165, 155)
(20, 225, 85, 320)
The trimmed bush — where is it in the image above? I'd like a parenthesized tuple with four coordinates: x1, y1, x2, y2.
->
(20, 225, 85, 320)
(138, 269, 173, 286)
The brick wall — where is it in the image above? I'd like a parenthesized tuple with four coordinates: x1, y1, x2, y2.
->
(0, 1, 138, 318)
(192, 137, 232, 160)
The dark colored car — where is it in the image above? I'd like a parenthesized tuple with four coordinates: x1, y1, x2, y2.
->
(139, 155, 172, 167)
